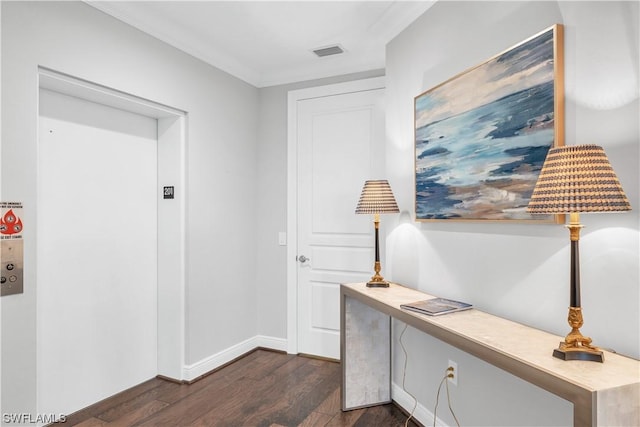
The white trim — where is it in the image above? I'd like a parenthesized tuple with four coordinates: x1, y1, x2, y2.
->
(183, 337, 258, 382)
(392, 382, 450, 427)
(85, 2, 433, 88)
(85, 1, 261, 88)
(157, 115, 188, 380)
(286, 76, 385, 355)
(38, 67, 185, 119)
(255, 335, 288, 352)
(182, 335, 288, 382)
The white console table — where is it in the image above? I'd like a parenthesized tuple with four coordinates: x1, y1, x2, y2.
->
(340, 282, 640, 427)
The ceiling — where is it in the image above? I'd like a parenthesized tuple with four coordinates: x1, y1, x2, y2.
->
(86, 1, 435, 88)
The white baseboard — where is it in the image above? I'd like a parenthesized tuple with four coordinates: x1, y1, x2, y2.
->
(182, 335, 287, 382)
(255, 335, 288, 352)
(392, 382, 450, 427)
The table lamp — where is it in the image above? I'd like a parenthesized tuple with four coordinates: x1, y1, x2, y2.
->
(527, 144, 631, 362)
(355, 180, 399, 287)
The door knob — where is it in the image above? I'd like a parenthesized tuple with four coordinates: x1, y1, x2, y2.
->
(297, 255, 309, 263)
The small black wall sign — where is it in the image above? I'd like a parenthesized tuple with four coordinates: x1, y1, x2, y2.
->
(163, 186, 175, 199)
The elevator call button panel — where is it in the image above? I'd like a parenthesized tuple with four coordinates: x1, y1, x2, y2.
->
(1, 238, 23, 296)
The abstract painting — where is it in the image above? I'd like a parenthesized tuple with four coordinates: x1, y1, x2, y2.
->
(415, 25, 563, 222)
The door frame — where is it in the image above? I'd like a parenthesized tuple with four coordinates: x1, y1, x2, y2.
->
(286, 76, 385, 355)
(37, 67, 187, 381)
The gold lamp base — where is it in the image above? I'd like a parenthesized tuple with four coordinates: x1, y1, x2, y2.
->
(553, 343, 604, 363)
(366, 261, 389, 288)
(366, 279, 389, 288)
(553, 307, 604, 363)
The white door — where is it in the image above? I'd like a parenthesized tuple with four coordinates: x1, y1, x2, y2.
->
(296, 85, 385, 359)
(37, 89, 158, 416)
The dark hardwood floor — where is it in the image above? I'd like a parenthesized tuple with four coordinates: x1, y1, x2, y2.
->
(57, 349, 420, 427)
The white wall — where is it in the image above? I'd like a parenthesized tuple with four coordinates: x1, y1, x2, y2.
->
(1, 0, 259, 417)
(386, 1, 639, 426)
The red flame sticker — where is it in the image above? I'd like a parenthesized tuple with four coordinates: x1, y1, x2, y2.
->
(0, 209, 23, 235)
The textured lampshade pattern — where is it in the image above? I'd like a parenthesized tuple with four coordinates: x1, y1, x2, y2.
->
(527, 144, 631, 214)
(355, 180, 400, 214)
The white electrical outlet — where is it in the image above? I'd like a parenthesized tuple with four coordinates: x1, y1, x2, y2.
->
(447, 359, 458, 386)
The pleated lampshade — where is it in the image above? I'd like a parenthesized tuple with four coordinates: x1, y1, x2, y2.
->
(355, 180, 399, 214)
(527, 144, 631, 214)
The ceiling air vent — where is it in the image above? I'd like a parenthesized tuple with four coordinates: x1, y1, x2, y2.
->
(312, 45, 345, 58)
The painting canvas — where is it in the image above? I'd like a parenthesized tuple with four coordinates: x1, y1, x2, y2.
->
(415, 25, 563, 221)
